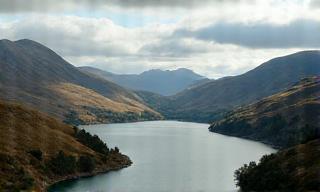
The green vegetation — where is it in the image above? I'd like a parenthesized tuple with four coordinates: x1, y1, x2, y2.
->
(78, 156, 96, 172)
(28, 149, 43, 161)
(235, 139, 320, 191)
(47, 151, 77, 175)
(74, 128, 109, 155)
(47, 151, 98, 175)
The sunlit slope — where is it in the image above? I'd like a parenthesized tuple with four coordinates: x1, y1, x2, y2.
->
(0, 39, 162, 124)
(0, 100, 131, 191)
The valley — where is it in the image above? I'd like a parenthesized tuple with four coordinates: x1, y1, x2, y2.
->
(0, 39, 319, 191)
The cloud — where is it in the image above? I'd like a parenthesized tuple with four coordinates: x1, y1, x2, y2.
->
(139, 38, 216, 57)
(0, 14, 315, 79)
(0, 0, 244, 13)
(2, 15, 140, 57)
(173, 19, 320, 48)
(310, 0, 320, 8)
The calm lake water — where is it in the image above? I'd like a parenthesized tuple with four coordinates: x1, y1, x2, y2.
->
(49, 121, 276, 192)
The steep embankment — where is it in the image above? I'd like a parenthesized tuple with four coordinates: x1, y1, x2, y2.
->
(0, 39, 161, 124)
(209, 77, 320, 148)
(142, 51, 320, 122)
(0, 100, 131, 191)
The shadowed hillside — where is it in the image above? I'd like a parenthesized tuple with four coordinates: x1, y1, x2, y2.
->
(209, 77, 320, 148)
(0, 100, 131, 191)
(0, 39, 162, 124)
(139, 51, 320, 123)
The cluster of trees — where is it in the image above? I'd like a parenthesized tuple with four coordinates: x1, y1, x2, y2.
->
(234, 144, 320, 192)
(26, 126, 119, 177)
(74, 128, 110, 155)
(47, 151, 78, 175)
(234, 154, 289, 191)
(47, 151, 96, 175)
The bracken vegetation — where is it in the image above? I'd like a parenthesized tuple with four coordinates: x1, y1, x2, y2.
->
(0, 153, 34, 191)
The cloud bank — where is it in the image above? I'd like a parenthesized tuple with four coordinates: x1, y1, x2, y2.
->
(174, 19, 320, 48)
(0, 0, 245, 13)
(0, 0, 318, 78)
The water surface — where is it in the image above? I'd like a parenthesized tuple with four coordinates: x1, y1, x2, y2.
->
(50, 121, 276, 192)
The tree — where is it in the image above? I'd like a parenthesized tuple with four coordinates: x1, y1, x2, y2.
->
(78, 156, 95, 172)
(47, 151, 76, 175)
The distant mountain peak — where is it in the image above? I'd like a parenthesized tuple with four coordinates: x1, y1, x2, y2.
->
(79, 67, 206, 96)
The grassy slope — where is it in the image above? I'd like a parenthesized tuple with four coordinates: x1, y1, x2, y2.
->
(0, 39, 161, 124)
(209, 77, 320, 148)
(0, 100, 131, 191)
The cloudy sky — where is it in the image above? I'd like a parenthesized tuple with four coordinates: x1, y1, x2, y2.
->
(0, 0, 319, 78)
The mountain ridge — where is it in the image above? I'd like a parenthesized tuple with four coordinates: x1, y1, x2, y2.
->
(138, 50, 320, 123)
(79, 66, 206, 96)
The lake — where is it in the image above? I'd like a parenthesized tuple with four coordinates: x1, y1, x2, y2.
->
(49, 121, 276, 192)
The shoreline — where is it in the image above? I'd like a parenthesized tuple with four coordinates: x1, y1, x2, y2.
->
(46, 154, 132, 191)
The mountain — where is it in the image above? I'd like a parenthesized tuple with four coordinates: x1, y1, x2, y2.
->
(235, 139, 320, 191)
(79, 66, 206, 96)
(139, 51, 320, 123)
(209, 77, 320, 148)
(0, 39, 161, 124)
(0, 100, 131, 191)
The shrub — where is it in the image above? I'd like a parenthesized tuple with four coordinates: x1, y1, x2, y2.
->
(78, 156, 96, 172)
(28, 149, 43, 161)
(234, 153, 290, 191)
(47, 151, 77, 175)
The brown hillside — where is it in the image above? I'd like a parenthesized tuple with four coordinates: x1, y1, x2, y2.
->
(0, 100, 131, 191)
(0, 39, 161, 124)
(210, 77, 320, 148)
